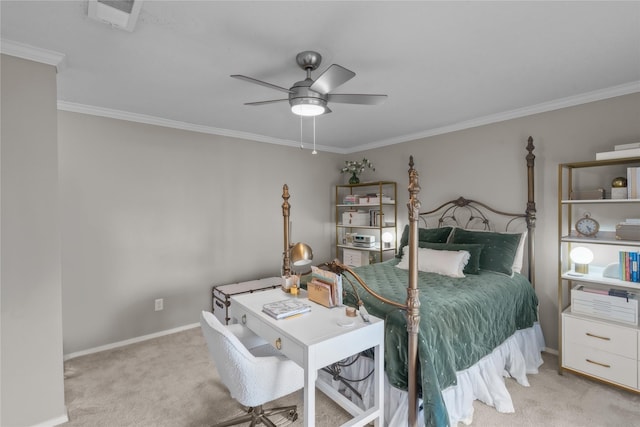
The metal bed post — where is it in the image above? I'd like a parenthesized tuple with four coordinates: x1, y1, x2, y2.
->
(406, 156, 421, 427)
(526, 136, 537, 288)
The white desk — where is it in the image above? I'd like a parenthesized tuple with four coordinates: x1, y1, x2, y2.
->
(230, 288, 384, 427)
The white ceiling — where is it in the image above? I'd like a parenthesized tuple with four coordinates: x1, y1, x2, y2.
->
(2, 1, 639, 153)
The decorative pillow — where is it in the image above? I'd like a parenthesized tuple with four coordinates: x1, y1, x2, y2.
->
(451, 228, 522, 276)
(396, 225, 453, 258)
(418, 242, 484, 274)
(396, 246, 470, 278)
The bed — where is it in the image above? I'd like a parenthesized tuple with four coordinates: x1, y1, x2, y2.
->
(319, 137, 544, 426)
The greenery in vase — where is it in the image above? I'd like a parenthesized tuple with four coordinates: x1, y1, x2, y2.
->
(340, 158, 375, 178)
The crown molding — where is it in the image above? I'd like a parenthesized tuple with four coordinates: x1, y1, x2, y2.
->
(57, 101, 344, 154)
(0, 39, 66, 72)
(58, 81, 638, 155)
(346, 81, 640, 153)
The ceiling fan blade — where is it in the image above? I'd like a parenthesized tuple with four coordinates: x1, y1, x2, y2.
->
(244, 99, 289, 106)
(230, 75, 293, 94)
(327, 94, 388, 105)
(309, 64, 355, 94)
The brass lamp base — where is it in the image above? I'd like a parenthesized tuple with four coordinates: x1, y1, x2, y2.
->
(574, 263, 589, 274)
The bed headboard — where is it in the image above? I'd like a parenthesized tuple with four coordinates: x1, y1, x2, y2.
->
(416, 137, 536, 286)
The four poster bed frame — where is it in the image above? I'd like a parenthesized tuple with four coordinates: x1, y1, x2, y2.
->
(282, 137, 537, 426)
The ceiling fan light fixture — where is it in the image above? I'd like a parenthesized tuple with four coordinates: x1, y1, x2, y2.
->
(290, 98, 326, 117)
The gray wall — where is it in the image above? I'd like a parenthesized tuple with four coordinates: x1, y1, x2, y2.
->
(1, 55, 67, 426)
(58, 112, 344, 354)
(1, 48, 638, 426)
(357, 92, 640, 352)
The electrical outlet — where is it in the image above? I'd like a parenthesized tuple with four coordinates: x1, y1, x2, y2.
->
(154, 298, 163, 311)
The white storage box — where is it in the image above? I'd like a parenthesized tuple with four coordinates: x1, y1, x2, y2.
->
(571, 285, 638, 325)
(342, 210, 369, 226)
(343, 248, 370, 267)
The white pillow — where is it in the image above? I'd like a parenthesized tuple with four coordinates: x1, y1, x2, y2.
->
(396, 246, 470, 278)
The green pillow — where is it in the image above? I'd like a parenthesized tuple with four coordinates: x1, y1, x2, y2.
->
(419, 242, 484, 274)
(451, 228, 522, 275)
(396, 225, 453, 258)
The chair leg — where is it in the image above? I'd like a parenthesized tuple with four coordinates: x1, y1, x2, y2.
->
(213, 404, 298, 427)
(212, 407, 255, 427)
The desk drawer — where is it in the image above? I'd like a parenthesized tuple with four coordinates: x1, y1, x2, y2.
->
(258, 322, 304, 366)
(234, 305, 304, 365)
(564, 314, 637, 359)
(564, 342, 637, 389)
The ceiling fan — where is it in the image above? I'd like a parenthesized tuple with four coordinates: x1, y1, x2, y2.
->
(231, 51, 387, 117)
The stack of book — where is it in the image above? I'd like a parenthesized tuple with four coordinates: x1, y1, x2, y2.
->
(262, 299, 311, 319)
(359, 193, 393, 204)
(596, 142, 640, 161)
(343, 195, 359, 204)
(628, 167, 640, 199)
(619, 250, 640, 282)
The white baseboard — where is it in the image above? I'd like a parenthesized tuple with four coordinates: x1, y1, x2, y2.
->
(544, 347, 559, 356)
(64, 323, 200, 361)
(29, 411, 69, 427)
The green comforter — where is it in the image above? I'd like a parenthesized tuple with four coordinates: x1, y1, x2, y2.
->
(346, 259, 538, 427)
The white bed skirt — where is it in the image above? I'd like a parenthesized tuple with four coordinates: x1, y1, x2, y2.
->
(318, 322, 545, 427)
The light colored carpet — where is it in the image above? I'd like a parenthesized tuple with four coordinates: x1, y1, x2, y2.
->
(64, 327, 640, 426)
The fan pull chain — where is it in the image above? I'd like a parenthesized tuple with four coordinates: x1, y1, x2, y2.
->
(299, 115, 304, 149)
(312, 116, 317, 155)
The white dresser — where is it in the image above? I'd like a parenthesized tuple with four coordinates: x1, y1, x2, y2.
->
(562, 310, 639, 391)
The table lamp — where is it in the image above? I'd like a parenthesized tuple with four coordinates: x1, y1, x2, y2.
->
(570, 246, 594, 274)
(282, 184, 313, 276)
(382, 232, 393, 249)
(291, 242, 313, 270)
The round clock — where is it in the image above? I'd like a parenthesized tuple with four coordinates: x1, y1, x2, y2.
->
(575, 213, 599, 237)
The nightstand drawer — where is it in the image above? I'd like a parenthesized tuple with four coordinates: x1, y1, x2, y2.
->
(564, 314, 637, 359)
(564, 342, 637, 389)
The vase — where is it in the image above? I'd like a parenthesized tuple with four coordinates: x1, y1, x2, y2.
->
(349, 173, 360, 184)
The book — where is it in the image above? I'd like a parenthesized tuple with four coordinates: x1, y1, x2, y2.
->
(615, 142, 640, 151)
(628, 167, 640, 199)
(596, 148, 640, 161)
(262, 299, 311, 319)
(581, 287, 609, 295)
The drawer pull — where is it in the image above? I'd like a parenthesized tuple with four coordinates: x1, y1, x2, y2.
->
(241, 314, 246, 325)
(586, 359, 611, 368)
(585, 332, 610, 341)
(275, 337, 282, 350)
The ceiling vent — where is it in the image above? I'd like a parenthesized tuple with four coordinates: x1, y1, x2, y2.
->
(88, 0, 143, 32)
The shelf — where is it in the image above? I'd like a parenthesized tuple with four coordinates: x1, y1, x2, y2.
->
(337, 224, 396, 229)
(561, 199, 640, 204)
(337, 203, 396, 207)
(562, 266, 640, 291)
(337, 244, 395, 251)
(335, 181, 397, 265)
(336, 180, 396, 187)
(561, 231, 640, 246)
(561, 157, 640, 169)
(558, 158, 640, 390)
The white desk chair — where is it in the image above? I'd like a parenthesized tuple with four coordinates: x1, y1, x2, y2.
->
(200, 311, 304, 427)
